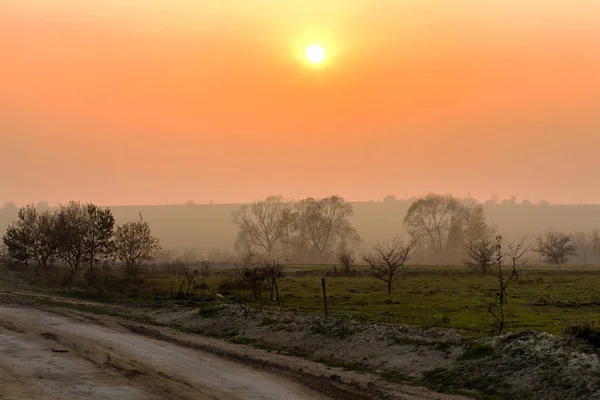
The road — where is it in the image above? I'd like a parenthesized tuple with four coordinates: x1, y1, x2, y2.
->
(0, 306, 327, 400)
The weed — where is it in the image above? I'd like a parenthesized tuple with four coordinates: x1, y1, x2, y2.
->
(564, 320, 600, 347)
(460, 342, 495, 360)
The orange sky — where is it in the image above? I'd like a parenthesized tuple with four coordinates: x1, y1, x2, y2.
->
(2, 1, 600, 206)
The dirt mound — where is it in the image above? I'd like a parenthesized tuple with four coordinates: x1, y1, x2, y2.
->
(139, 303, 465, 378)
(126, 302, 600, 400)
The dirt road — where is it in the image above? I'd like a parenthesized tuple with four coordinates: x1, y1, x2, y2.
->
(0, 297, 472, 400)
(0, 306, 327, 400)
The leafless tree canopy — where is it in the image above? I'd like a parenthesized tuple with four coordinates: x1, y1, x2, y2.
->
(232, 195, 359, 264)
(487, 235, 520, 336)
(572, 229, 600, 264)
(296, 196, 360, 263)
(507, 236, 529, 279)
(337, 248, 355, 275)
(462, 205, 497, 273)
(363, 238, 418, 294)
(232, 195, 294, 259)
(403, 194, 465, 263)
(239, 258, 285, 301)
(534, 229, 576, 267)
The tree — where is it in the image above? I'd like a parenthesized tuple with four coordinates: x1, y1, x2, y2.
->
(2, 205, 37, 266)
(31, 210, 59, 270)
(487, 235, 519, 336)
(337, 248, 355, 275)
(573, 231, 591, 263)
(296, 196, 359, 263)
(507, 236, 529, 280)
(589, 229, 600, 264)
(363, 238, 418, 294)
(84, 204, 115, 270)
(462, 205, 497, 274)
(2, 201, 17, 210)
(232, 196, 295, 259)
(403, 194, 466, 263)
(55, 201, 89, 273)
(534, 229, 576, 268)
(36, 201, 50, 211)
(0, 242, 7, 264)
(113, 213, 161, 279)
(501, 196, 517, 206)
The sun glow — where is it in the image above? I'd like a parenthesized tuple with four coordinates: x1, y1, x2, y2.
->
(305, 44, 325, 64)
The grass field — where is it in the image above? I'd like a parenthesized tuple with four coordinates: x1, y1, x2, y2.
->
(139, 265, 600, 336)
(13, 263, 600, 337)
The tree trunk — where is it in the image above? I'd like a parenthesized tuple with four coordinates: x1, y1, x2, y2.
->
(388, 280, 392, 294)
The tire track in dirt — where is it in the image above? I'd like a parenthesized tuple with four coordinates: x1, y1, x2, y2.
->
(119, 323, 391, 400)
(0, 328, 152, 400)
(0, 305, 329, 400)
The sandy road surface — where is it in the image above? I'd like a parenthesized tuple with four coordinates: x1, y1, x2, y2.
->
(0, 306, 327, 400)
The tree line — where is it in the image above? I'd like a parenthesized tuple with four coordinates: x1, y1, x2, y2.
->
(232, 193, 593, 271)
(2, 201, 161, 280)
(2, 194, 591, 281)
(232, 195, 360, 264)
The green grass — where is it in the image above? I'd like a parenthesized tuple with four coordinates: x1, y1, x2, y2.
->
(12, 264, 600, 336)
(216, 266, 600, 336)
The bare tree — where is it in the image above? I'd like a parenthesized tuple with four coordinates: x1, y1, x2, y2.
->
(487, 235, 519, 336)
(241, 261, 269, 301)
(573, 231, 590, 263)
(338, 248, 355, 275)
(113, 213, 161, 279)
(296, 196, 359, 263)
(507, 236, 529, 280)
(177, 264, 198, 297)
(363, 238, 418, 294)
(589, 229, 600, 264)
(199, 259, 211, 283)
(462, 205, 497, 274)
(535, 229, 576, 269)
(232, 196, 295, 259)
(403, 194, 466, 263)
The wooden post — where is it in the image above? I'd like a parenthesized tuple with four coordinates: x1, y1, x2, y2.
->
(272, 269, 280, 306)
(321, 278, 328, 318)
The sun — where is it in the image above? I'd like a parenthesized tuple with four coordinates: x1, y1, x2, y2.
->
(305, 44, 325, 64)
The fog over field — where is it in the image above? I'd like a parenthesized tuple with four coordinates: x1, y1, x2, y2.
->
(3, 199, 598, 262)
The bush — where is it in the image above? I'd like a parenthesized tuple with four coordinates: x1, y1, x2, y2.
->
(564, 320, 600, 347)
(460, 342, 495, 360)
(217, 269, 249, 294)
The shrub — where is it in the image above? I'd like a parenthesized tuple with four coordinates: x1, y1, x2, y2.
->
(564, 320, 600, 347)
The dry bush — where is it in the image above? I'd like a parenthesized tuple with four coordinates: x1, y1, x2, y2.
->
(338, 249, 355, 276)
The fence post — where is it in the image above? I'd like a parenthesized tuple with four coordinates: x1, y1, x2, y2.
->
(272, 269, 280, 306)
(321, 278, 328, 318)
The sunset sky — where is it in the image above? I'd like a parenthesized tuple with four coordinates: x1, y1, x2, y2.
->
(2, 1, 600, 206)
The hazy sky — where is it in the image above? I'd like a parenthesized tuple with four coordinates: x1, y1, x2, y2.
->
(2, 1, 600, 206)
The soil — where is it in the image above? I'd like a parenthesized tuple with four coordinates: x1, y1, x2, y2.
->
(0, 292, 468, 400)
(4, 277, 599, 399)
